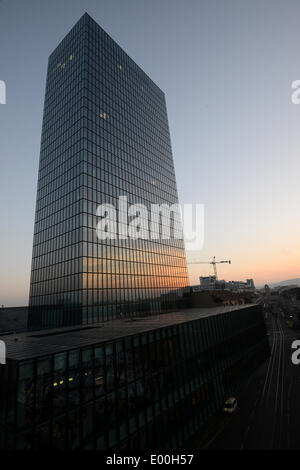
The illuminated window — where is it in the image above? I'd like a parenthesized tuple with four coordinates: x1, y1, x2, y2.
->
(69, 55, 74, 61)
(99, 112, 108, 120)
(117, 64, 123, 70)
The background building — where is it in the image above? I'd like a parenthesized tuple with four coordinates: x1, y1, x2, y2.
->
(29, 13, 189, 329)
(0, 307, 28, 334)
(199, 276, 255, 292)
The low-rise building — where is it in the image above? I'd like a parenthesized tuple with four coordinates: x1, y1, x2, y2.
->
(0, 304, 269, 450)
(198, 277, 255, 293)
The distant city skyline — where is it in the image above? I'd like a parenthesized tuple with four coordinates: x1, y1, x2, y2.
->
(1, 0, 300, 306)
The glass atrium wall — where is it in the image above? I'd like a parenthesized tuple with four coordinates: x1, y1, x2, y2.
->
(1, 306, 270, 450)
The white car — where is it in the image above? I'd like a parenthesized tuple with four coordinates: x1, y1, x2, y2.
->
(223, 397, 238, 414)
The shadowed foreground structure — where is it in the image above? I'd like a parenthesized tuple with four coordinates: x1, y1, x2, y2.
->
(0, 304, 269, 449)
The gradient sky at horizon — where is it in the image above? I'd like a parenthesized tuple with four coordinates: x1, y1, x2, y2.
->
(1, 0, 300, 306)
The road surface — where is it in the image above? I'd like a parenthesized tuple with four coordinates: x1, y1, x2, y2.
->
(209, 312, 300, 449)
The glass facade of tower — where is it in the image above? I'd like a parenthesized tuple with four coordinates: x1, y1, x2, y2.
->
(29, 14, 189, 329)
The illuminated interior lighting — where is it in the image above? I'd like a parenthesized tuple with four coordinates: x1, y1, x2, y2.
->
(99, 112, 108, 120)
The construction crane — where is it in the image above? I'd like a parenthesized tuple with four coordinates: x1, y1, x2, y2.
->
(187, 256, 231, 280)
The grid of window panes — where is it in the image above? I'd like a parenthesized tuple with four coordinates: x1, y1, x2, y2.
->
(29, 13, 189, 328)
(1, 306, 270, 450)
(29, 16, 87, 326)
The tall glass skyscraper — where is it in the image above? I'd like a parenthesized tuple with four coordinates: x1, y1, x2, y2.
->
(29, 13, 189, 329)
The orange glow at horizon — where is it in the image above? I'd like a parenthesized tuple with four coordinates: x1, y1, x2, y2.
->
(187, 250, 300, 287)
